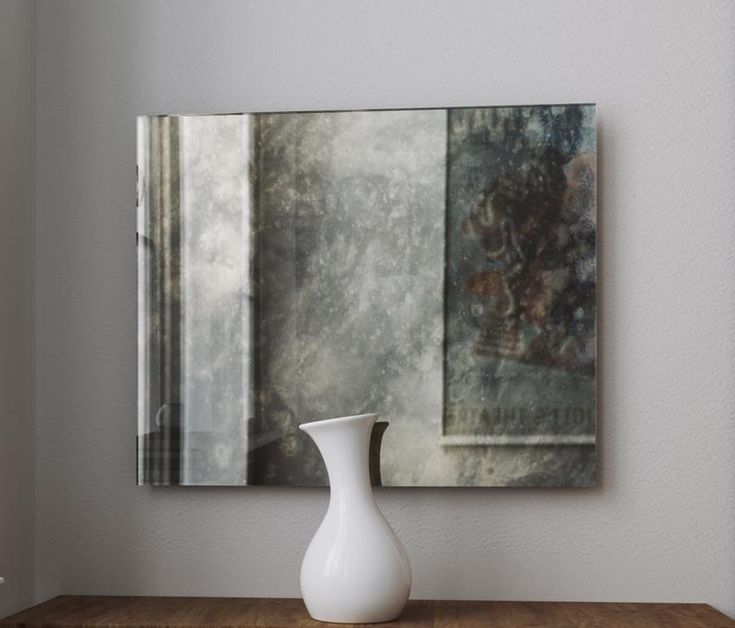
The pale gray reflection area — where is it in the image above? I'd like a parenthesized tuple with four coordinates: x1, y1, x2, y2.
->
(179, 116, 254, 484)
(137, 115, 254, 485)
(137, 106, 596, 487)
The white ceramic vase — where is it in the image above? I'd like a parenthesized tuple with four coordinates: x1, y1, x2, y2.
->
(299, 413, 412, 624)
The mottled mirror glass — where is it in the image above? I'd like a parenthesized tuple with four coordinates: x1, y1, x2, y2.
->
(137, 104, 597, 487)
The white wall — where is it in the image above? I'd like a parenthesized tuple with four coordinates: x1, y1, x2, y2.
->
(34, 0, 735, 617)
(0, 0, 35, 617)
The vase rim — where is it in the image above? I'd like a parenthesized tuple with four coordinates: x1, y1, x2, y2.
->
(299, 413, 379, 431)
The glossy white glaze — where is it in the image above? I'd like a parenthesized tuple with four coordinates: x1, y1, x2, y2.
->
(299, 414, 411, 624)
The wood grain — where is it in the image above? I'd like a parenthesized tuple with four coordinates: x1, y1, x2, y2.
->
(2, 596, 734, 627)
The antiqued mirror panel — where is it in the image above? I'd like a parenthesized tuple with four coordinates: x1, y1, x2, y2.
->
(137, 104, 596, 487)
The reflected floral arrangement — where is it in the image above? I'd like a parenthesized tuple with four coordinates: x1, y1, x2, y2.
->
(463, 130, 595, 375)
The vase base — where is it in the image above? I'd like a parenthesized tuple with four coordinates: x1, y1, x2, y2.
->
(306, 610, 405, 624)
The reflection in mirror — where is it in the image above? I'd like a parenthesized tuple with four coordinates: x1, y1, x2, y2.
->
(137, 105, 597, 487)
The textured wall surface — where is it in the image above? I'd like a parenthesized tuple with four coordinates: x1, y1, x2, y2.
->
(255, 110, 447, 487)
(0, 0, 35, 617)
(34, 0, 735, 617)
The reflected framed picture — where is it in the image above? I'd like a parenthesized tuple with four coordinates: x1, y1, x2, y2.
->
(137, 103, 597, 487)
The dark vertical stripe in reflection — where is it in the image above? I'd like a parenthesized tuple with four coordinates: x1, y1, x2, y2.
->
(246, 114, 263, 486)
(140, 117, 182, 485)
(248, 114, 267, 486)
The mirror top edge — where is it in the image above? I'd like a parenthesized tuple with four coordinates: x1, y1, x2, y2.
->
(135, 102, 597, 120)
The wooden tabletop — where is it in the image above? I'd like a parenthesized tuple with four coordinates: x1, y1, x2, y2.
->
(2, 596, 734, 627)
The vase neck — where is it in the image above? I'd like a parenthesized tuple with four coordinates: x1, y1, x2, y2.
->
(301, 414, 377, 508)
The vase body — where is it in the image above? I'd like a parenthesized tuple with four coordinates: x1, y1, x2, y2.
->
(299, 414, 411, 624)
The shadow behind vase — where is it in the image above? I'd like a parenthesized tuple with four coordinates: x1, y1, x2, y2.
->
(369, 420, 389, 487)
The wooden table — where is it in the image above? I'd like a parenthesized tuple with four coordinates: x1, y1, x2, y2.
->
(2, 596, 734, 627)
